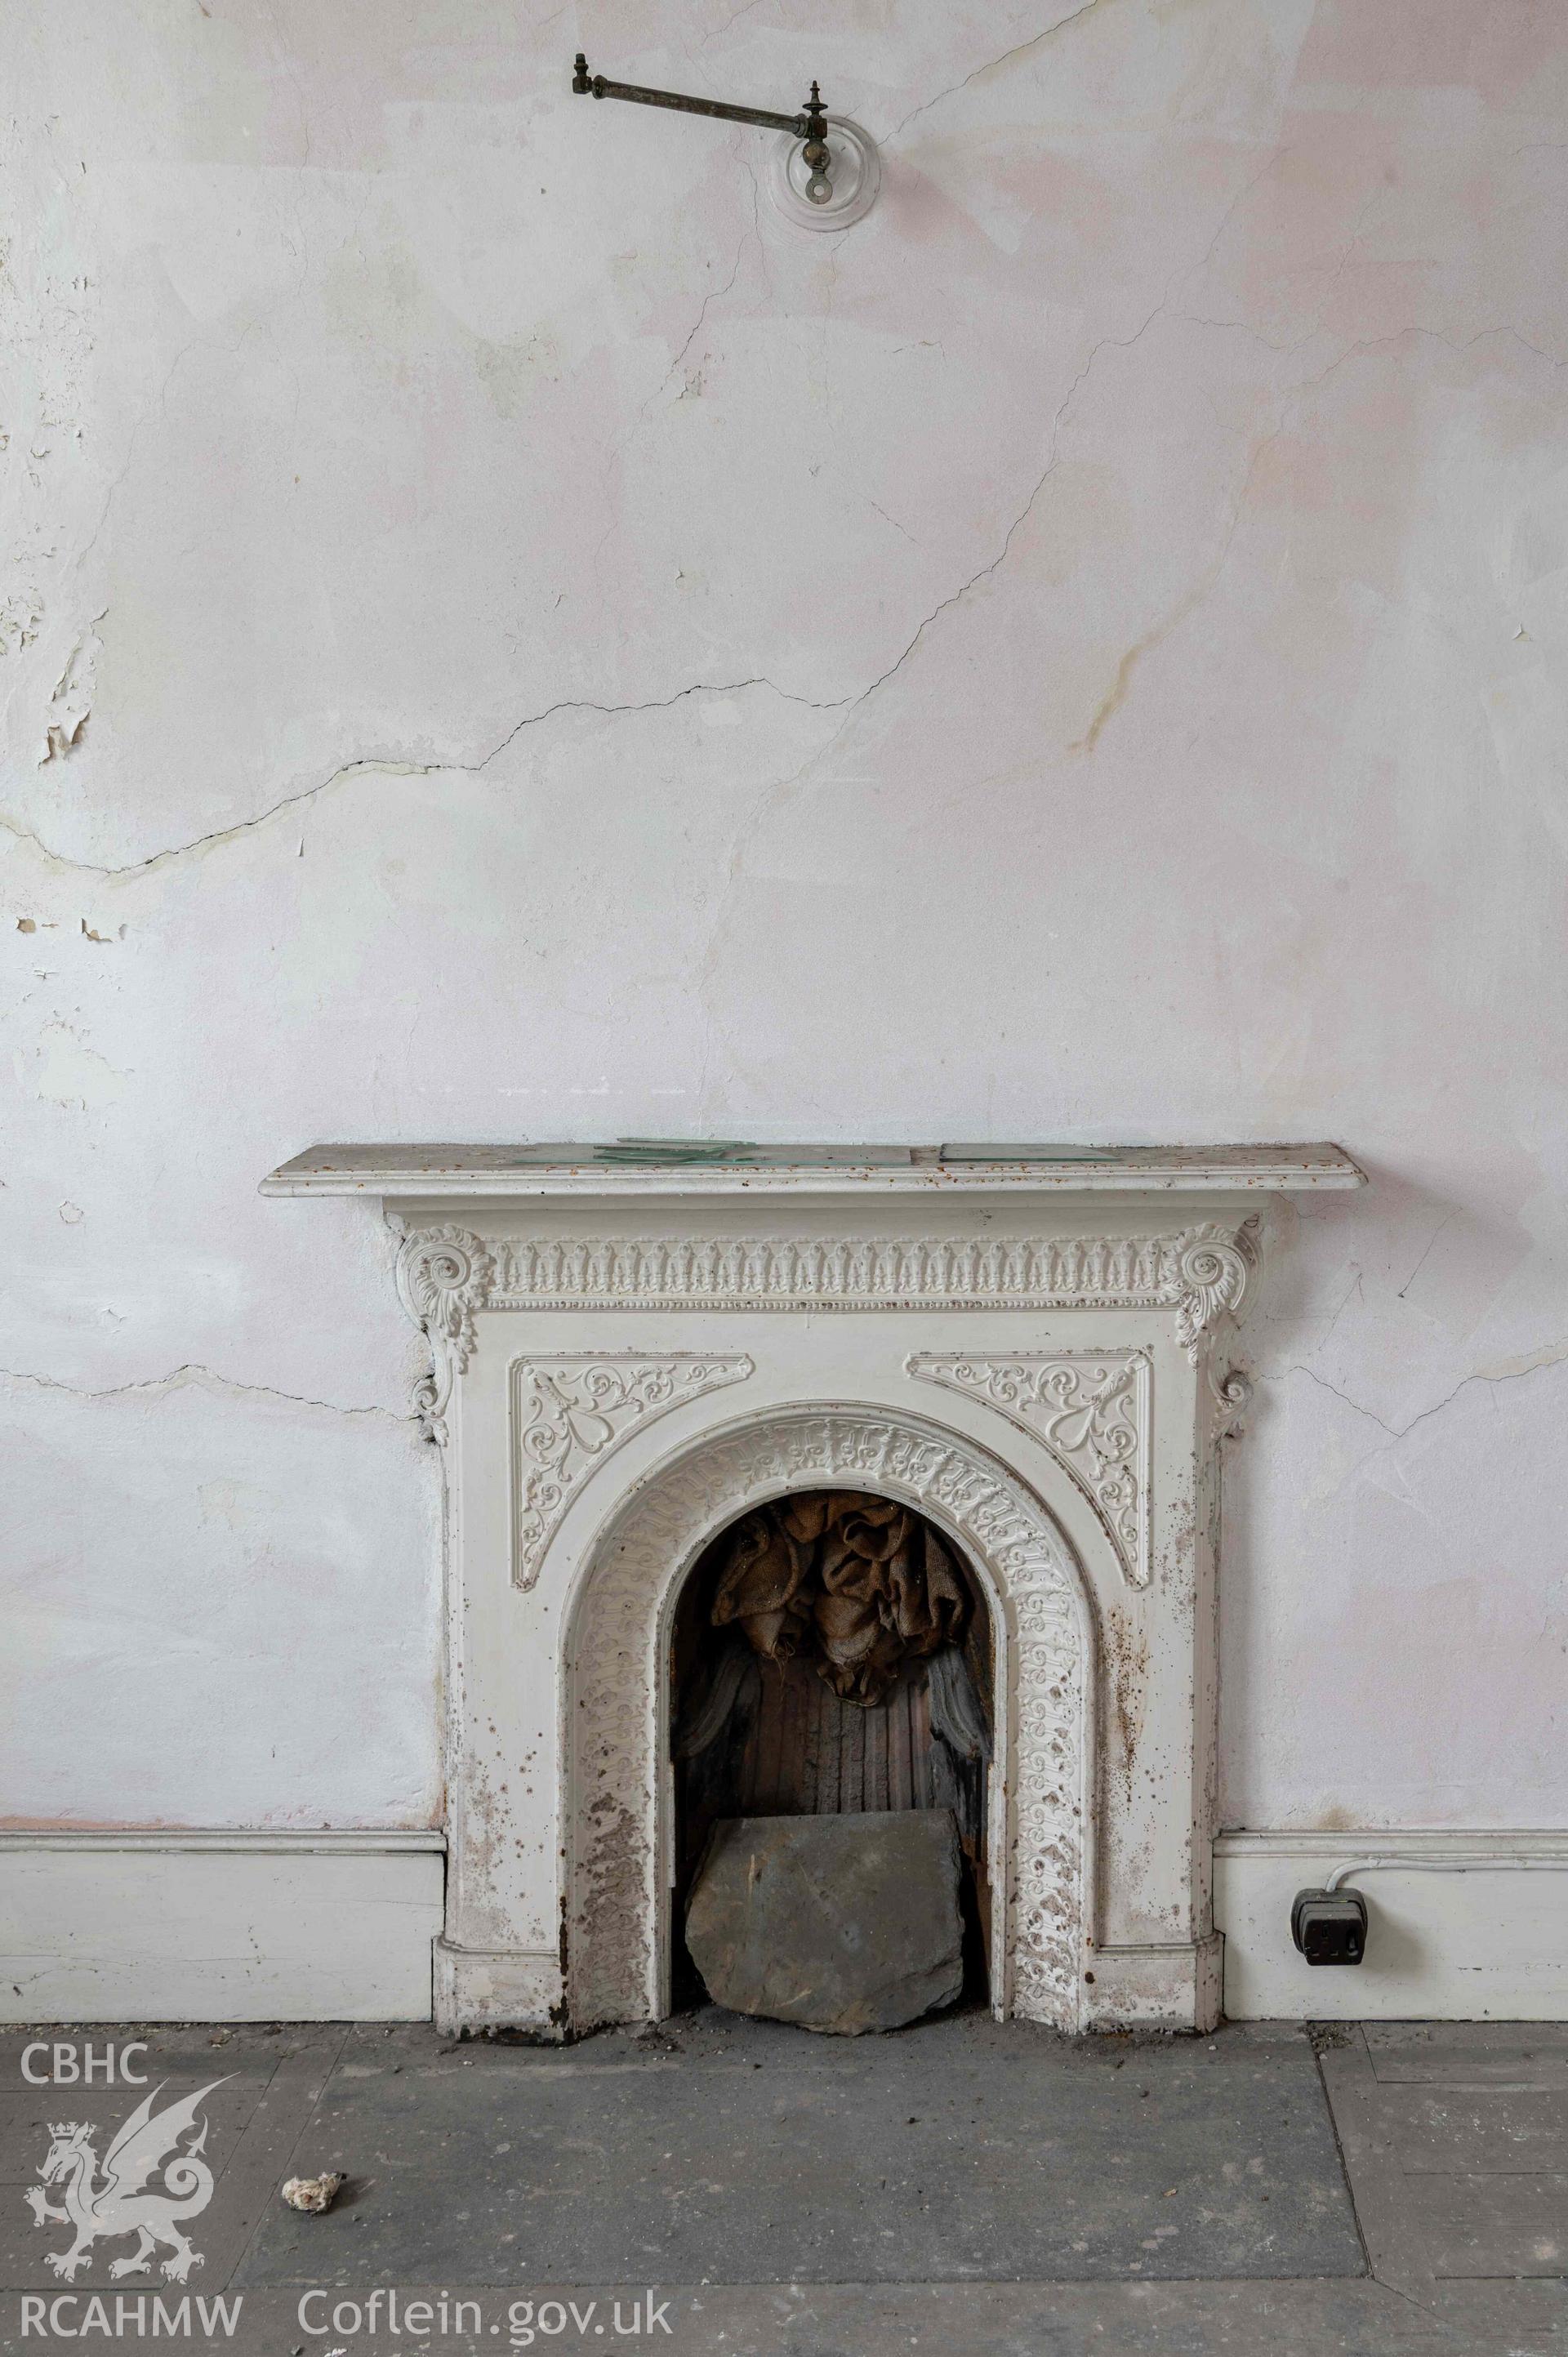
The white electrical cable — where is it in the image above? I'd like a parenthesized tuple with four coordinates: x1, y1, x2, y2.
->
(1325, 1856, 1564, 1893)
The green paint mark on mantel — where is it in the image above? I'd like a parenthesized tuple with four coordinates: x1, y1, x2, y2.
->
(493, 1140, 1124, 1167)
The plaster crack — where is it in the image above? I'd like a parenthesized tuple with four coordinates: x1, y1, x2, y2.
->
(1267, 1349, 1568, 1455)
(889, 0, 1108, 140)
(1316, 1270, 1365, 1348)
(830, 155, 1286, 732)
(470, 673, 844, 772)
(1, 1361, 412, 1424)
(2, 677, 847, 878)
(638, 215, 755, 423)
(866, 497, 922, 547)
(1396, 1216, 1452, 1300)
(1174, 186, 1389, 359)
(833, 319, 1129, 713)
(1295, 323, 1568, 399)
(1387, 1352, 1568, 1446)
(1278, 1363, 1400, 1437)
(700, 0, 768, 46)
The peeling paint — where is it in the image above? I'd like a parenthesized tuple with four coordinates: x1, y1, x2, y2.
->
(29, 1020, 128, 1109)
(1104, 1606, 1152, 1815)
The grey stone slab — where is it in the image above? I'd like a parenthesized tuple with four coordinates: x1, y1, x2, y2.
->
(234, 2014, 1364, 2288)
(611, 2279, 1462, 2356)
(1374, 2085, 1568, 2174)
(1365, 2025, 1568, 2086)
(11, 2008, 1568, 2355)
(1422, 2278, 1568, 2350)
(1313, 2045, 1430, 2302)
(1319, 2030, 1568, 2342)
(1404, 2172, 1568, 2279)
(0, 2029, 337, 2181)
(1, 2277, 1460, 2357)
(0, 2099, 65, 2185)
(0, 2029, 344, 2292)
(0, 2074, 274, 2290)
(685, 1811, 964, 2035)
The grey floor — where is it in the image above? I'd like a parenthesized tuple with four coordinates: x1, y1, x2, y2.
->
(3, 2016, 1566, 2354)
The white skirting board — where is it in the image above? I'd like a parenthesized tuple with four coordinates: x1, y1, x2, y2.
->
(0, 1831, 445, 2023)
(1215, 1830, 1568, 2021)
(7, 1827, 1565, 2025)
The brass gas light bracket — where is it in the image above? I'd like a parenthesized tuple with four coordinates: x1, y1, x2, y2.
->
(571, 56, 881, 231)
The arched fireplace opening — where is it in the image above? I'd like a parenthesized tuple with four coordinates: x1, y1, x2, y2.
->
(668, 1487, 996, 2022)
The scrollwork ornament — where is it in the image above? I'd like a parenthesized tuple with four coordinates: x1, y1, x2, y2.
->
(1208, 1363, 1253, 1444)
(512, 1354, 753, 1587)
(394, 1226, 497, 1442)
(909, 1352, 1152, 1586)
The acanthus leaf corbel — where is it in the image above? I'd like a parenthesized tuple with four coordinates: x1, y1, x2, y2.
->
(394, 1225, 497, 1443)
(1173, 1216, 1260, 1363)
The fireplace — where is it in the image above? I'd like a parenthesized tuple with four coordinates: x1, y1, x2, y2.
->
(262, 1141, 1364, 2035)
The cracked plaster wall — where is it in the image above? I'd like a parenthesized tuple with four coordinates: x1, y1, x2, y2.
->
(2, 0, 1565, 1832)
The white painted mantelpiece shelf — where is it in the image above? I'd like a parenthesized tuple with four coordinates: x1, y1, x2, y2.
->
(263, 1138, 1365, 2038)
(261, 1140, 1365, 1199)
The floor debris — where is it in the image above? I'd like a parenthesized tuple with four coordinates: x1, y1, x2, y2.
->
(280, 2170, 345, 2212)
